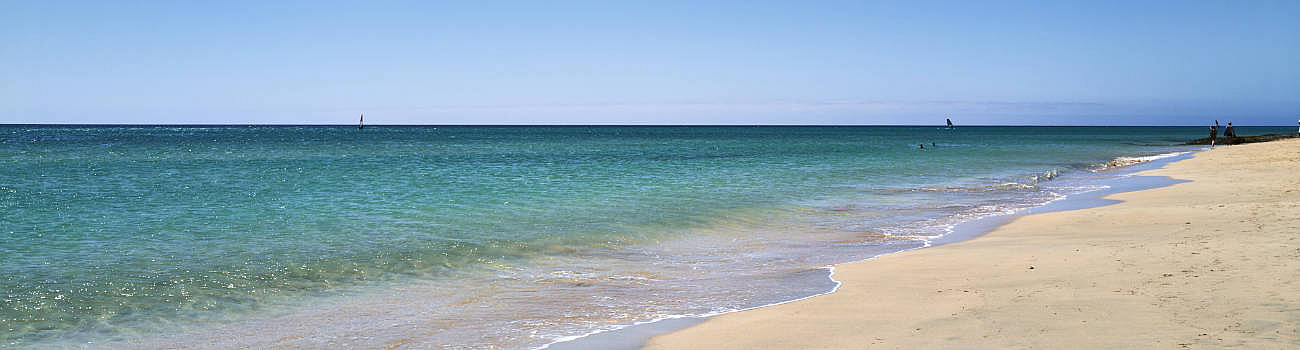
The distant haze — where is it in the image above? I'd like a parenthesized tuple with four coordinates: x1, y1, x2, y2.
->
(2, 1, 1297, 125)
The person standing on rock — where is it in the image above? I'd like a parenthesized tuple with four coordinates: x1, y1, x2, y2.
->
(1209, 124, 1218, 148)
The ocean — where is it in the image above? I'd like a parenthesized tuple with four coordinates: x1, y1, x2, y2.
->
(0, 125, 1288, 348)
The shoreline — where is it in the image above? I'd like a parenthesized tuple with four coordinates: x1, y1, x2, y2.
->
(543, 150, 1200, 349)
(641, 139, 1300, 348)
(7, 127, 1294, 349)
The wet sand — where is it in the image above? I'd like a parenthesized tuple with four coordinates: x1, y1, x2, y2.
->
(645, 139, 1300, 349)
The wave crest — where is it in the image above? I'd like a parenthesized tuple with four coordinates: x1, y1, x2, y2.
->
(1094, 151, 1192, 171)
(898, 182, 1043, 193)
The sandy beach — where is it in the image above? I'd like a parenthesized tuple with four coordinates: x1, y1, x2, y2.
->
(645, 139, 1300, 349)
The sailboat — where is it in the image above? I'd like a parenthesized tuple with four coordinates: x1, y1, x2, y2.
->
(358, 113, 365, 130)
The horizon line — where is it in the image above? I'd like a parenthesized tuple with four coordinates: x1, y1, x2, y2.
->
(1, 123, 1293, 128)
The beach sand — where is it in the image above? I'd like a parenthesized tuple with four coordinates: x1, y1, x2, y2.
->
(645, 139, 1300, 349)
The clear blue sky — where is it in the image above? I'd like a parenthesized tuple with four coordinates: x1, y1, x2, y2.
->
(2, 1, 1297, 125)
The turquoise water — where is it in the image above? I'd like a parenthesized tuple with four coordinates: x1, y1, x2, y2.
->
(0, 126, 1288, 348)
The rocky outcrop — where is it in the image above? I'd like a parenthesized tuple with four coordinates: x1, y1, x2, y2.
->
(1186, 133, 1298, 145)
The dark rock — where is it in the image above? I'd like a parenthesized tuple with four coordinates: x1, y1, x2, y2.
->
(1186, 133, 1298, 145)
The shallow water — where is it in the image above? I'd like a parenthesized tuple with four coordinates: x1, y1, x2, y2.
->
(1, 125, 1290, 348)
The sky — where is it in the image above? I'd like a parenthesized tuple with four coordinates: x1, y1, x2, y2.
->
(2, 1, 1297, 125)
